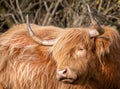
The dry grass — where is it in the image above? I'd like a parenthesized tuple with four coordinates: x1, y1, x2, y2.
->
(0, 0, 120, 33)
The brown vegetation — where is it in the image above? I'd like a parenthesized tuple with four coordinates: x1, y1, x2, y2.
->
(0, 0, 120, 33)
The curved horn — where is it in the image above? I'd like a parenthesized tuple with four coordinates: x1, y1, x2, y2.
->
(87, 4, 104, 36)
(26, 15, 56, 46)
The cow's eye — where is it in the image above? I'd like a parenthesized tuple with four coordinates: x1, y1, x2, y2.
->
(79, 48, 84, 51)
(75, 47, 86, 57)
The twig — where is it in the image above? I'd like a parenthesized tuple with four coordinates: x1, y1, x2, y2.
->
(2, 0, 14, 10)
(42, 2, 54, 25)
(16, 0, 25, 23)
(5, 14, 19, 24)
(103, 5, 115, 15)
(95, 12, 120, 28)
(23, 2, 39, 13)
(106, 0, 111, 9)
(98, 0, 103, 13)
(20, 0, 28, 8)
(33, 8, 41, 23)
(3, 0, 21, 23)
(106, 15, 120, 20)
(9, 0, 15, 9)
(46, 0, 62, 25)
(44, 1, 49, 12)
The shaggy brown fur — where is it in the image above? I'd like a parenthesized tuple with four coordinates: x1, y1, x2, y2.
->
(0, 24, 120, 89)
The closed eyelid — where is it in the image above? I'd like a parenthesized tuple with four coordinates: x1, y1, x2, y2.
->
(76, 46, 85, 50)
(75, 48, 86, 57)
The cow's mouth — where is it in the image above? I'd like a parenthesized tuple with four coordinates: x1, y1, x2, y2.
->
(58, 77, 76, 83)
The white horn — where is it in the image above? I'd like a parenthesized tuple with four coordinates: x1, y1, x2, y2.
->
(26, 15, 56, 46)
(89, 29, 99, 37)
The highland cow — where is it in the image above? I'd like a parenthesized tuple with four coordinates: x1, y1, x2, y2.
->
(0, 9, 120, 89)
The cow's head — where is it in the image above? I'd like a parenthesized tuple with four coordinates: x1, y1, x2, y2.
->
(52, 28, 98, 84)
(26, 6, 111, 84)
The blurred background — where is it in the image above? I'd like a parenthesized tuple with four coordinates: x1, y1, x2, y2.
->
(0, 0, 120, 33)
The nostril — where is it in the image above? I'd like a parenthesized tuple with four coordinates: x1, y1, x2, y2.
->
(57, 68, 67, 76)
(62, 69, 67, 74)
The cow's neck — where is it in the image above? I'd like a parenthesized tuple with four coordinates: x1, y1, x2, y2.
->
(92, 50, 120, 89)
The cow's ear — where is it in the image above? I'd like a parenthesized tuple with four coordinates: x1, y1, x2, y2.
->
(95, 36, 111, 58)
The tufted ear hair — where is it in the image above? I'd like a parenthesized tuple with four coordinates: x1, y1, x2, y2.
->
(95, 36, 111, 59)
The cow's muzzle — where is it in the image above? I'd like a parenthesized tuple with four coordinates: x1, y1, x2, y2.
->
(56, 68, 77, 83)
